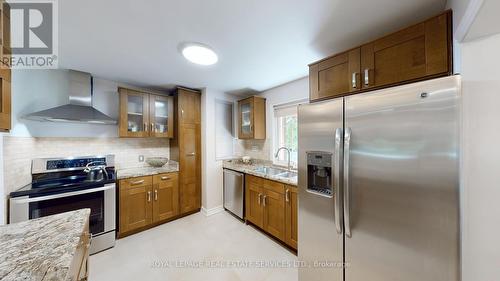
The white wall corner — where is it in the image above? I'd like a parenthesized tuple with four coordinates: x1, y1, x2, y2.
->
(201, 205, 224, 217)
(452, 0, 484, 42)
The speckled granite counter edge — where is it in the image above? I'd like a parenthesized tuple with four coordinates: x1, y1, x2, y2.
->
(223, 160, 297, 186)
(0, 209, 90, 281)
(117, 161, 179, 180)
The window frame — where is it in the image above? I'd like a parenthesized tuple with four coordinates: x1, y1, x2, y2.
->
(272, 101, 305, 169)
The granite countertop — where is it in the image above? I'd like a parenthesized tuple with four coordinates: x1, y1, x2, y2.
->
(223, 159, 298, 186)
(117, 161, 179, 180)
(0, 209, 90, 281)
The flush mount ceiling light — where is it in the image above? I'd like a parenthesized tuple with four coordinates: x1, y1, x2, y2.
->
(181, 43, 218, 66)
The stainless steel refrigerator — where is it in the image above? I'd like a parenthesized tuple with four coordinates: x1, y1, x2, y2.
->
(298, 75, 460, 281)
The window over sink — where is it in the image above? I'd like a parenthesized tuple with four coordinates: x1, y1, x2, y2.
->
(273, 102, 300, 168)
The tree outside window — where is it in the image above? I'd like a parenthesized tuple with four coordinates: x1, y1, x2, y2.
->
(275, 114, 298, 167)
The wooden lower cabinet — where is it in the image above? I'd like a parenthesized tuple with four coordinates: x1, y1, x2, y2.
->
(246, 176, 264, 228)
(119, 172, 178, 237)
(119, 176, 153, 234)
(153, 173, 179, 222)
(285, 186, 298, 249)
(263, 188, 285, 241)
(245, 175, 297, 249)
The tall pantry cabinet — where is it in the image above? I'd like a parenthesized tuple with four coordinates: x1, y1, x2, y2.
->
(170, 87, 202, 215)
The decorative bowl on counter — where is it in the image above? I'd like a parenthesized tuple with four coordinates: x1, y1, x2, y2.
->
(146, 157, 169, 167)
(242, 156, 252, 164)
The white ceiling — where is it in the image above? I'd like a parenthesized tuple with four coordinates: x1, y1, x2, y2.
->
(59, 0, 447, 93)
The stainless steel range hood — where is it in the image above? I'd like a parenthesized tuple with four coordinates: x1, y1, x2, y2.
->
(23, 70, 117, 125)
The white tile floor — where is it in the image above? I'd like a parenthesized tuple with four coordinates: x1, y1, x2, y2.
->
(89, 212, 298, 281)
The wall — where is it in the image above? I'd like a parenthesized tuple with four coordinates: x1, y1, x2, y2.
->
(446, 0, 472, 34)
(200, 88, 239, 215)
(0, 69, 171, 224)
(460, 32, 500, 281)
(11, 70, 119, 137)
(3, 137, 169, 196)
(236, 77, 309, 162)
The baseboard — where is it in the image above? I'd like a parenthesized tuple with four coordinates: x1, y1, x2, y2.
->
(201, 205, 224, 216)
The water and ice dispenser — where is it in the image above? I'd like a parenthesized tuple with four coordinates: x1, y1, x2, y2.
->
(306, 151, 333, 197)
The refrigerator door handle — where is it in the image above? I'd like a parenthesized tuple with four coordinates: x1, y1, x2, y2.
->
(334, 128, 343, 234)
(344, 127, 352, 237)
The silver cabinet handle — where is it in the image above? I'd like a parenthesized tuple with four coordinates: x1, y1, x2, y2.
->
(364, 68, 370, 86)
(154, 190, 158, 201)
(263, 195, 267, 207)
(131, 180, 145, 185)
(258, 193, 262, 205)
(147, 191, 151, 202)
(343, 127, 352, 237)
(334, 128, 343, 235)
(285, 189, 290, 202)
(186, 152, 196, 156)
(144, 122, 148, 132)
(161, 176, 170, 180)
(352, 72, 358, 89)
(151, 123, 155, 132)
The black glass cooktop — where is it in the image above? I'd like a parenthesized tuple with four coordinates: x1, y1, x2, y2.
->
(10, 168, 116, 198)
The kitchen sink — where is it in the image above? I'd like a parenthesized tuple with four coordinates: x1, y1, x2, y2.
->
(253, 166, 297, 178)
(276, 171, 297, 179)
(253, 166, 287, 176)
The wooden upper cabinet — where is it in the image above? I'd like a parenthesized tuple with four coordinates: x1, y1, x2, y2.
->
(119, 88, 150, 137)
(149, 94, 174, 138)
(309, 10, 452, 102)
(178, 89, 201, 125)
(361, 11, 451, 90)
(119, 88, 174, 138)
(238, 96, 266, 140)
(309, 48, 360, 101)
(0, 1, 11, 132)
(0, 69, 11, 131)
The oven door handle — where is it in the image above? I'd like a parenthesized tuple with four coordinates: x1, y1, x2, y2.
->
(10, 184, 116, 204)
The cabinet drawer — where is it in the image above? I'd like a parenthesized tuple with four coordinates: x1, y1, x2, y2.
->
(120, 176, 152, 190)
(153, 172, 178, 184)
(263, 179, 285, 194)
(247, 174, 263, 185)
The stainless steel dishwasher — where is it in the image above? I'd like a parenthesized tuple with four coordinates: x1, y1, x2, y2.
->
(223, 169, 244, 220)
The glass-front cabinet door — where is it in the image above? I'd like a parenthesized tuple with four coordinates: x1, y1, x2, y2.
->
(239, 97, 254, 139)
(149, 94, 174, 138)
(119, 88, 150, 137)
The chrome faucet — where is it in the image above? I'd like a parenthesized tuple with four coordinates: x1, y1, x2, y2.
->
(275, 147, 292, 171)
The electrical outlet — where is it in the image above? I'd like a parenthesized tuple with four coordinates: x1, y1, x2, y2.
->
(252, 145, 258, 152)
(138, 155, 145, 162)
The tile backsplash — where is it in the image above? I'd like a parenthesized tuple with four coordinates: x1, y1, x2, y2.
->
(234, 139, 271, 161)
(3, 136, 169, 195)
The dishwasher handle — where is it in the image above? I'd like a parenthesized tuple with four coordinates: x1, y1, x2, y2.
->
(223, 169, 244, 177)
